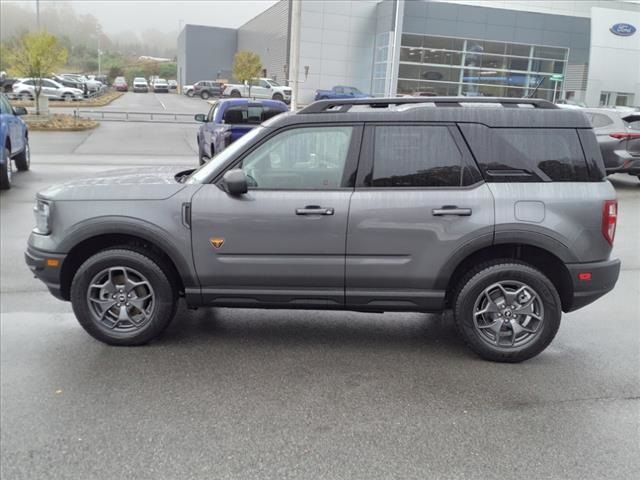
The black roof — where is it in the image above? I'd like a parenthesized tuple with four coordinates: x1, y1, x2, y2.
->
(266, 97, 592, 129)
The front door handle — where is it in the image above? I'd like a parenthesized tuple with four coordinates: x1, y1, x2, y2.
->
(296, 205, 334, 216)
(432, 206, 472, 216)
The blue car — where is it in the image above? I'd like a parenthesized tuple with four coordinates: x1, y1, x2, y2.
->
(1, 93, 30, 190)
(195, 98, 288, 165)
(314, 85, 370, 101)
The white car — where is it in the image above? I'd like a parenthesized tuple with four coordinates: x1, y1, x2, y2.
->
(223, 77, 291, 104)
(132, 77, 149, 93)
(12, 78, 84, 101)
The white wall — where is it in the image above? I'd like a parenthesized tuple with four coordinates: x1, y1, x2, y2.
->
(438, 0, 639, 18)
(585, 7, 640, 106)
(294, 0, 379, 104)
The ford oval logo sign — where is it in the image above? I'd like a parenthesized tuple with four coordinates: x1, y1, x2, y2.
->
(610, 23, 636, 36)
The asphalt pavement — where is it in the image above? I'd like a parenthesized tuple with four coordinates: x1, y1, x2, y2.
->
(1, 93, 639, 479)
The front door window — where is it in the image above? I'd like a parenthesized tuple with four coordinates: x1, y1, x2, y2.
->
(239, 126, 354, 189)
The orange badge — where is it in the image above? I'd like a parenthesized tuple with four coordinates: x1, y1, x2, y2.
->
(210, 237, 225, 249)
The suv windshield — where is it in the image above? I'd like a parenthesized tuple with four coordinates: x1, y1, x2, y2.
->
(186, 126, 265, 184)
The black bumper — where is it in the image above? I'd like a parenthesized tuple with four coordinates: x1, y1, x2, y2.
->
(565, 258, 621, 312)
(24, 246, 67, 301)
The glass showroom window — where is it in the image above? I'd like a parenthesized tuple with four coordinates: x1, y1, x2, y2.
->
(396, 33, 568, 100)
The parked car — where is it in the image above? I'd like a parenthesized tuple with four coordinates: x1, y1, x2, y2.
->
(168, 80, 178, 91)
(189, 80, 223, 99)
(314, 85, 370, 100)
(152, 78, 169, 93)
(0, 93, 30, 190)
(583, 108, 640, 178)
(112, 76, 128, 92)
(25, 96, 620, 362)
(60, 74, 102, 93)
(51, 74, 85, 92)
(195, 98, 288, 165)
(223, 78, 291, 103)
(132, 77, 149, 93)
(12, 78, 84, 101)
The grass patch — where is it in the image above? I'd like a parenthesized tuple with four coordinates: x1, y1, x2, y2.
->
(24, 113, 99, 131)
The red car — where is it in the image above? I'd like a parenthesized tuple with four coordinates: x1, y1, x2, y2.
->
(112, 76, 128, 92)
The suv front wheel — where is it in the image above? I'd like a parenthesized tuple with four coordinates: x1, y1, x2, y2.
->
(70, 248, 178, 345)
(453, 260, 561, 363)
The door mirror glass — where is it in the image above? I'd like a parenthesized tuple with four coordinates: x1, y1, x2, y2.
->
(13, 106, 28, 116)
(194, 113, 206, 122)
(221, 169, 248, 195)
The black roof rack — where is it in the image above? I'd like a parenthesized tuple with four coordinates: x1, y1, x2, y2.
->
(298, 97, 559, 114)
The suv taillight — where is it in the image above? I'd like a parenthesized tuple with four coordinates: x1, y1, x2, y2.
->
(602, 200, 618, 246)
(609, 132, 640, 139)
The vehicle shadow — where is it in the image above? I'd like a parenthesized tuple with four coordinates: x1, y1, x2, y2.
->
(156, 303, 470, 357)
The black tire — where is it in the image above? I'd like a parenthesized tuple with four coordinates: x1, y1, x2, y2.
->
(0, 147, 11, 190)
(187, 90, 194, 97)
(452, 260, 561, 363)
(63, 93, 73, 102)
(14, 140, 30, 171)
(20, 92, 33, 101)
(200, 90, 210, 100)
(70, 248, 178, 346)
(272, 93, 284, 102)
(230, 90, 241, 98)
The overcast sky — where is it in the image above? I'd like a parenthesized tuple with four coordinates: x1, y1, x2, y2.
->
(8, 0, 279, 34)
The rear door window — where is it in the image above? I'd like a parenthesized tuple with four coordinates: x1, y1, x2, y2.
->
(459, 124, 590, 182)
(371, 125, 464, 187)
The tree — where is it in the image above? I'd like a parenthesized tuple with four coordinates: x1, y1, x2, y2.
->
(8, 32, 67, 114)
(232, 51, 262, 98)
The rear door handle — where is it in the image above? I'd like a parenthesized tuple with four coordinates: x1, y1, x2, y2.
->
(432, 206, 472, 216)
(296, 206, 334, 216)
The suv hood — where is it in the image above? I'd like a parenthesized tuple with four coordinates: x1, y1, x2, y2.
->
(38, 167, 188, 201)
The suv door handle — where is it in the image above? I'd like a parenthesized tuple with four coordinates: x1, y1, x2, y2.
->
(432, 206, 472, 216)
(296, 206, 334, 216)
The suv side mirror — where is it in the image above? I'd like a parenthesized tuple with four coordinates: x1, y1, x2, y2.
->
(221, 169, 248, 195)
(13, 106, 28, 116)
(194, 113, 206, 122)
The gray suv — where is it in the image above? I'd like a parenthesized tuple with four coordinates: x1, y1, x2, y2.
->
(25, 97, 621, 362)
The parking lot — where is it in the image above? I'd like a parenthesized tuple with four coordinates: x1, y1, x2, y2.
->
(1, 93, 639, 479)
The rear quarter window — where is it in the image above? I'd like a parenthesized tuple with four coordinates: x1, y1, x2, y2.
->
(459, 124, 591, 182)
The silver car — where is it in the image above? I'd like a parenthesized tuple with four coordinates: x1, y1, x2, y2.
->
(25, 97, 620, 362)
(582, 108, 640, 178)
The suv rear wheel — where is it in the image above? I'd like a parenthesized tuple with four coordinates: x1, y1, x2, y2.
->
(453, 260, 561, 362)
(200, 90, 210, 100)
(70, 248, 178, 346)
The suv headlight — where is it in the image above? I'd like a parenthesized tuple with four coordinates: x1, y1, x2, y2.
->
(33, 199, 51, 235)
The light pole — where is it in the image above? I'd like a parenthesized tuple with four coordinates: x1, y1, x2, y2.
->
(97, 28, 102, 77)
(36, 0, 40, 30)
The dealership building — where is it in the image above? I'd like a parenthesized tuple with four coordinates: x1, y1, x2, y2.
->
(177, 0, 640, 106)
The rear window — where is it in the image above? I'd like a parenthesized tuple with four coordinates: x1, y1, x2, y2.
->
(222, 105, 283, 125)
(459, 124, 591, 182)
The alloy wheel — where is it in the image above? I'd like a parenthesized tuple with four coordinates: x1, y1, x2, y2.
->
(472, 281, 544, 348)
(86, 266, 155, 333)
